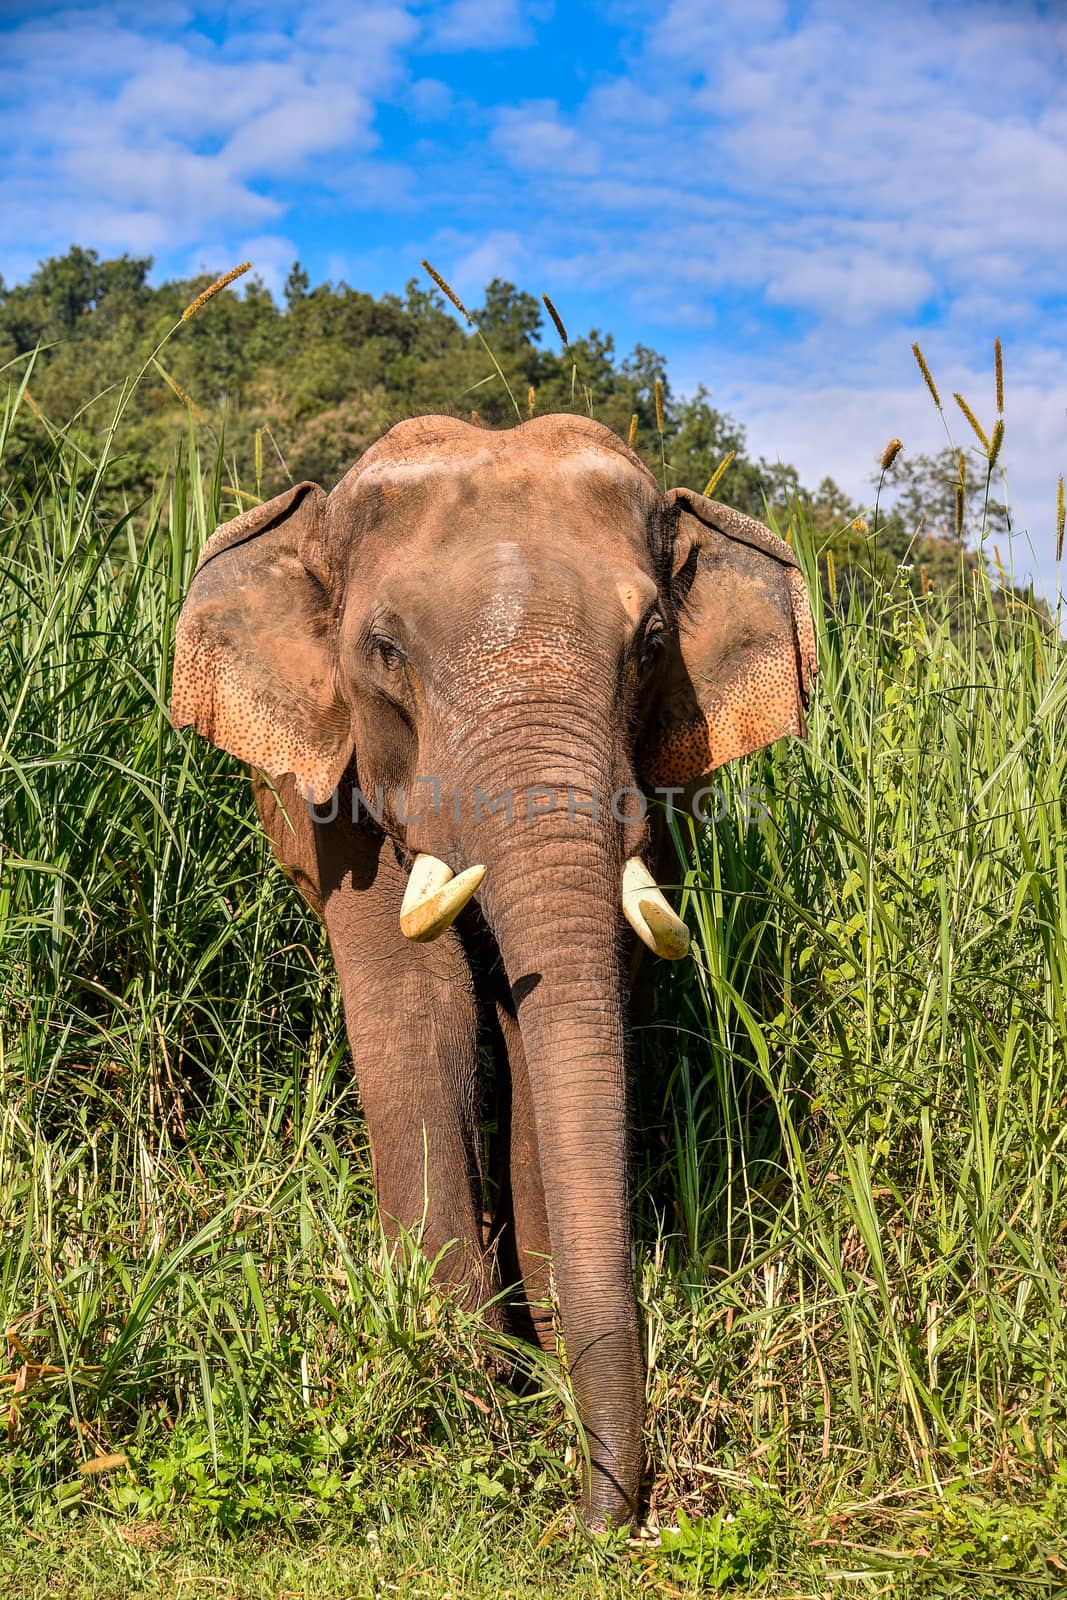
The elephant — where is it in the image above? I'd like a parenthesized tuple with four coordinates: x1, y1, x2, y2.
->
(170, 412, 816, 1527)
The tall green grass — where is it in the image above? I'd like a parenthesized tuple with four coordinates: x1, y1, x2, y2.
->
(1, 361, 1065, 1589)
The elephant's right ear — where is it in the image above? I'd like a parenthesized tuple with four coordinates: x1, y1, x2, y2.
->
(171, 482, 352, 803)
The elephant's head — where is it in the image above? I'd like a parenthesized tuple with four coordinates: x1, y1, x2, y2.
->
(172, 413, 814, 917)
(170, 413, 815, 1522)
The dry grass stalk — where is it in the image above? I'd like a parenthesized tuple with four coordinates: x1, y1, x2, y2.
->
(542, 294, 569, 346)
(994, 545, 1006, 587)
(181, 262, 251, 322)
(995, 338, 1004, 414)
(880, 437, 903, 472)
(628, 413, 638, 449)
(703, 451, 735, 498)
(421, 260, 472, 323)
(954, 392, 989, 450)
(912, 343, 942, 411)
(955, 451, 966, 543)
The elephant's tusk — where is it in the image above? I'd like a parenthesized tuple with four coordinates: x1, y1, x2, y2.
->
(400, 855, 487, 942)
(621, 858, 691, 961)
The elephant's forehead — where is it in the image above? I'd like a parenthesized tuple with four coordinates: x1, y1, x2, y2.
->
(355, 444, 641, 493)
(347, 445, 659, 574)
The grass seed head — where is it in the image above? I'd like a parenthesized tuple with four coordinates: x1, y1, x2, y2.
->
(181, 262, 252, 321)
(542, 294, 569, 346)
(880, 437, 904, 473)
(954, 392, 989, 451)
(654, 378, 664, 436)
(995, 337, 1004, 414)
(987, 418, 1004, 473)
(78, 1453, 128, 1476)
(826, 547, 837, 604)
(920, 562, 930, 595)
(1057, 475, 1065, 562)
(703, 451, 735, 498)
(527, 385, 536, 419)
(421, 260, 472, 323)
(628, 412, 638, 449)
(912, 343, 942, 411)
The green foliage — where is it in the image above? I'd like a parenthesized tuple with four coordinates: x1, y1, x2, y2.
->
(657, 1501, 782, 1589)
(2, 308, 1066, 1595)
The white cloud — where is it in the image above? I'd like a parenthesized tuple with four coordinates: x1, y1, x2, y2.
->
(424, 0, 548, 52)
(471, 0, 1066, 327)
(0, 4, 417, 276)
(406, 76, 455, 119)
(447, 228, 525, 294)
(763, 249, 934, 323)
(493, 102, 600, 176)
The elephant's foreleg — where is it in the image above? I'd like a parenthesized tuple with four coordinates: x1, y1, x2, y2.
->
(490, 1002, 554, 1351)
(318, 845, 489, 1307)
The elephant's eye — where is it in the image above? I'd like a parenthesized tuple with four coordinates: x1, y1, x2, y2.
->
(639, 611, 667, 664)
(371, 635, 406, 670)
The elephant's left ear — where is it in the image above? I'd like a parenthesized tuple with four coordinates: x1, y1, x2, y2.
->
(171, 482, 353, 803)
(638, 488, 817, 788)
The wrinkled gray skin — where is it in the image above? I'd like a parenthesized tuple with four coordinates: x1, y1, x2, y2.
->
(171, 413, 815, 1525)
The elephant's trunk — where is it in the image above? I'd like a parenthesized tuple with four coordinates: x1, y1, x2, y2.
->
(456, 731, 645, 1524)
(501, 913, 644, 1522)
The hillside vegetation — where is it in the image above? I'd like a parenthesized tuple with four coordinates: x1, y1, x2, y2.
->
(0, 260, 1065, 1595)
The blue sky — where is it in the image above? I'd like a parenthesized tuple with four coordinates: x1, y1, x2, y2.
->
(1, 0, 1065, 591)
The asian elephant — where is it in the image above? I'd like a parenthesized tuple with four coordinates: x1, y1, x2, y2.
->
(170, 412, 816, 1526)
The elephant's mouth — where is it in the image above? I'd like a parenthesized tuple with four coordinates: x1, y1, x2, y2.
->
(397, 849, 689, 960)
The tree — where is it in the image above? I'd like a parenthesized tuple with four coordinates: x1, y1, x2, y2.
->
(475, 280, 542, 351)
(284, 262, 309, 309)
(0, 247, 152, 352)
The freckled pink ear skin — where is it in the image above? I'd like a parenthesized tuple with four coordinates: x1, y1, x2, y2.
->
(170, 482, 353, 804)
(641, 489, 817, 788)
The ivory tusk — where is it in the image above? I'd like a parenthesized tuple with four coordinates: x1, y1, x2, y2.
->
(400, 855, 487, 942)
(621, 858, 691, 961)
